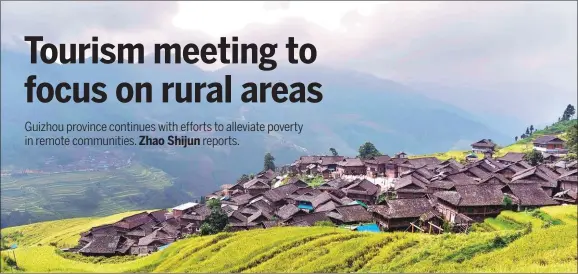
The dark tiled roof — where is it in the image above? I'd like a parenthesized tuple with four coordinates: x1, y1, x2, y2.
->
(243, 178, 271, 189)
(558, 169, 578, 182)
(230, 193, 255, 205)
(479, 173, 510, 185)
(332, 205, 373, 223)
(497, 152, 525, 163)
(446, 173, 478, 186)
(406, 157, 442, 169)
(264, 184, 300, 202)
(288, 212, 331, 226)
(337, 158, 365, 167)
(511, 167, 557, 188)
(343, 179, 380, 196)
(533, 135, 565, 145)
(79, 235, 121, 255)
(364, 155, 391, 165)
(434, 185, 504, 206)
(149, 210, 170, 223)
(394, 176, 427, 191)
(368, 198, 432, 219)
(471, 139, 496, 148)
(276, 204, 301, 220)
(114, 212, 153, 230)
(504, 184, 558, 207)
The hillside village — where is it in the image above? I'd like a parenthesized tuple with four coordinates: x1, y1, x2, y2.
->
(69, 125, 577, 257)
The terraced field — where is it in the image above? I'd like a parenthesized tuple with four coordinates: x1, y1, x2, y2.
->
(0, 164, 182, 228)
(1, 205, 576, 272)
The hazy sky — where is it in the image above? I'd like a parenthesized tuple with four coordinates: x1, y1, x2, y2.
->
(2, 1, 576, 124)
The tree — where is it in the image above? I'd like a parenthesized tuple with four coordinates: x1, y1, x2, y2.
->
(263, 153, 275, 171)
(329, 148, 339, 156)
(562, 104, 576, 121)
(514, 136, 518, 142)
(524, 150, 544, 166)
(503, 196, 513, 210)
(200, 199, 228, 235)
(529, 125, 534, 133)
(525, 127, 530, 135)
(358, 142, 381, 159)
(238, 174, 250, 183)
(521, 133, 527, 139)
(565, 122, 578, 159)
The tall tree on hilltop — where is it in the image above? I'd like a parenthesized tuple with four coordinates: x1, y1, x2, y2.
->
(264, 153, 275, 171)
(525, 127, 530, 135)
(515, 136, 518, 142)
(562, 104, 576, 121)
(529, 125, 534, 133)
(358, 142, 381, 159)
(329, 148, 339, 156)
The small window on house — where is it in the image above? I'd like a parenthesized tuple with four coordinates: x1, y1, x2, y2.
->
(467, 207, 473, 213)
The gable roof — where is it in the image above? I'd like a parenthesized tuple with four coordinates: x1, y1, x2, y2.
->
(511, 167, 557, 188)
(243, 178, 271, 189)
(479, 173, 510, 185)
(406, 157, 442, 169)
(149, 210, 170, 223)
(369, 198, 433, 219)
(343, 179, 380, 196)
(276, 204, 301, 220)
(471, 139, 496, 148)
(230, 193, 256, 205)
(364, 155, 392, 165)
(446, 172, 478, 186)
(332, 205, 373, 223)
(394, 175, 428, 191)
(113, 212, 153, 230)
(78, 235, 121, 255)
(434, 185, 504, 206)
(497, 152, 526, 163)
(533, 135, 565, 145)
(264, 183, 300, 203)
(503, 184, 558, 207)
(558, 169, 578, 182)
(337, 158, 365, 167)
(288, 212, 331, 226)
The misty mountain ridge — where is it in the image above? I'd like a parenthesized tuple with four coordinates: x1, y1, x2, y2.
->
(2, 48, 509, 191)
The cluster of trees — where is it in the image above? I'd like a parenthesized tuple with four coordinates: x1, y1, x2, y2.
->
(358, 142, 382, 159)
(199, 199, 228, 235)
(516, 125, 535, 141)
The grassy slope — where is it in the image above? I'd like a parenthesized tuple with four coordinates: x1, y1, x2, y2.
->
(1, 163, 175, 227)
(1, 205, 576, 273)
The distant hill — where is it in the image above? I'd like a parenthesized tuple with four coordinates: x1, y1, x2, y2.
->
(0, 163, 194, 228)
(1, 48, 510, 226)
(1, 205, 576, 272)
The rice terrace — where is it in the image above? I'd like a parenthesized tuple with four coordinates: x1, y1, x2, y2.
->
(1, 205, 576, 272)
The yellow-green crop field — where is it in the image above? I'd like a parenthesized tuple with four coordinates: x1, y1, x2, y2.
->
(1, 205, 576, 273)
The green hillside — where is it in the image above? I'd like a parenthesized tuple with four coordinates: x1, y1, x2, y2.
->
(1, 206, 576, 273)
(0, 164, 188, 228)
(412, 119, 577, 161)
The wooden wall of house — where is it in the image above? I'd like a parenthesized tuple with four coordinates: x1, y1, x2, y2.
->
(397, 192, 426, 199)
(338, 166, 366, 175)
(436, 202, 458, 223)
